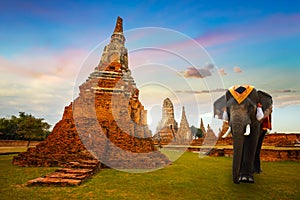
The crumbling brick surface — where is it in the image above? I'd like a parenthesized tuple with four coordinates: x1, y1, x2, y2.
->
(13, 16, 171, 170)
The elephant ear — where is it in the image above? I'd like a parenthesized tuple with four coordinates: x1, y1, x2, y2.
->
(213, 95, 226, 119)
(258, 90, 273, 112)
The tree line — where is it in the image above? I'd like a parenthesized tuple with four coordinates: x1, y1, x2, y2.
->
(190, 125, 203, 138)
(0, 112, 51, 143)
(0, 112, 204, 143)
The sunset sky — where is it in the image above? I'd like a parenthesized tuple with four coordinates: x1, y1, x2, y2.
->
(1, 0, 300, 133)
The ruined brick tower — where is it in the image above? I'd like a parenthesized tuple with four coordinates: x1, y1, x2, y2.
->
(177, 106, 192, 143)
(155, 98, 178, 144)
(13, 17, 171, 170)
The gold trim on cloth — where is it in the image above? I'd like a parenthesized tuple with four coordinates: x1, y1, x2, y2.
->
(229, 85, 254, 104)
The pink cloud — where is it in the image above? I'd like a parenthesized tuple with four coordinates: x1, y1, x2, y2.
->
(181, 64, 214, 78)
(1, 48, 88, 80)
(0, 47, 91, 125)
(138, 14, 299, 53)
(219, 68, 227, 76)
(193, 13, 300, 48)
(233, 66, 242, 73)
(195, 32, 242, 47)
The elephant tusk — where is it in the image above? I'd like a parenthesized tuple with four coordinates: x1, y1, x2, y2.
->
(244, 124, 251, 136)
(222, 126, 231, 138)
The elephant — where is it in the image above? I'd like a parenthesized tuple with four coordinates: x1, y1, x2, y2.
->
(214, 85, 272, 184)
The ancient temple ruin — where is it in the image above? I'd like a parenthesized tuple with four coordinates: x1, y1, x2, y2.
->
(154, 98, 178, 144)
(154, 98, 192, 145)
(177, 106, 192, 143)
(13, 17, 171, 174)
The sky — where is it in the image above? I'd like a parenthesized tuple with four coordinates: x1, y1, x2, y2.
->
(0, 0, 300, 133)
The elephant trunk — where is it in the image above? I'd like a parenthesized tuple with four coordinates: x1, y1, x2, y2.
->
(231, 122, 247, 184)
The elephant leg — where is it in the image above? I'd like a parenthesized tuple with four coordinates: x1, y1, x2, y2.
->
(240, 122, 260, 182)
(232, 132, 244, 184)
(254, 129, 266, 174)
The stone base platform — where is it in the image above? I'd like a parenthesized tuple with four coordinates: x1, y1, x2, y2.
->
(27, 159, 100, 186)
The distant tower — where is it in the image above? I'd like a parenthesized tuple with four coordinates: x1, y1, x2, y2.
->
(204, 123, 217, 144)
(177, 106, 192, 143)
(156, 98, 178, 132)
(200, 118, 206, 137)
(155, 98, 178, 144)
(207, 124, 211, 131)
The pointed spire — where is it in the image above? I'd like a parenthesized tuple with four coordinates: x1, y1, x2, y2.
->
(114, 16, 123, 33)
(111, 16, 125, 45)
(200, 118, 206, 134)
(177, 106, 192, 142)
(181, 106, 186, 119)
(207, 124, 211, 130)
(179, 106, 189, 127)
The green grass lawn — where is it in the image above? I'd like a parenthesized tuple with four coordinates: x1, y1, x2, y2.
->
(0, 153, 299, 200)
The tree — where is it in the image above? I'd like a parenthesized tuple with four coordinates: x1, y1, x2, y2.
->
(0, 112, 51, 144)
(0, 116, 18, 139)
(16, 112, 50, 146)
(196, 129, 203, 139)
(190, 125, 203, 139)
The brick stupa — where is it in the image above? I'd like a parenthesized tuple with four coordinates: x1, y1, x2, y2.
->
(176, 106, 192, 144)
(13, 17, 171, 170)
(154, 98, 178, 145)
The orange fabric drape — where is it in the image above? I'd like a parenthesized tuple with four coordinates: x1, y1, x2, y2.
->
(262, 115, 272, 130)
(228, 85, 254, 104)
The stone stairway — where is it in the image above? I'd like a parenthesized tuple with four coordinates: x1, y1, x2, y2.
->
(27, 159, 100, 186)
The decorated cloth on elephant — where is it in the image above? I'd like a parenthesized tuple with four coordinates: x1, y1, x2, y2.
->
(228, 85, 254, 104)
(228, 84, 265, 122)
(262, 112, 272, 131)
(260, 102, 272, 131)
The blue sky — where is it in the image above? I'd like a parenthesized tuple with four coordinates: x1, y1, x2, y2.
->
(1, 0, 300, 133)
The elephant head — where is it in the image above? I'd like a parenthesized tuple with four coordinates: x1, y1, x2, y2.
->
(214, 85, 272, 184)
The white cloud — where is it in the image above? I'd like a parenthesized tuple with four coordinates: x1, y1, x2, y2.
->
(0, 48, 89, 126)
(273, 94, 300, 108)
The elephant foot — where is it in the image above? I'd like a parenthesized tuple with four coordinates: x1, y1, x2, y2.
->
(239, 176, 254, 183)
(233, 178, 240, 184)
(239, 176, 247, 183)
(247, 176, 255, 183)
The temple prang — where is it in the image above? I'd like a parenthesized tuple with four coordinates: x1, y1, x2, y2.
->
(177, 106, 192, 143)
(153, 98, 192, 145)
(13, 17, 171, 178)
(154, 98, 178, 144)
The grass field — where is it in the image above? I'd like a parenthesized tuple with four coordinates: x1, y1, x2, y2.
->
(0, 152, 299, 200)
